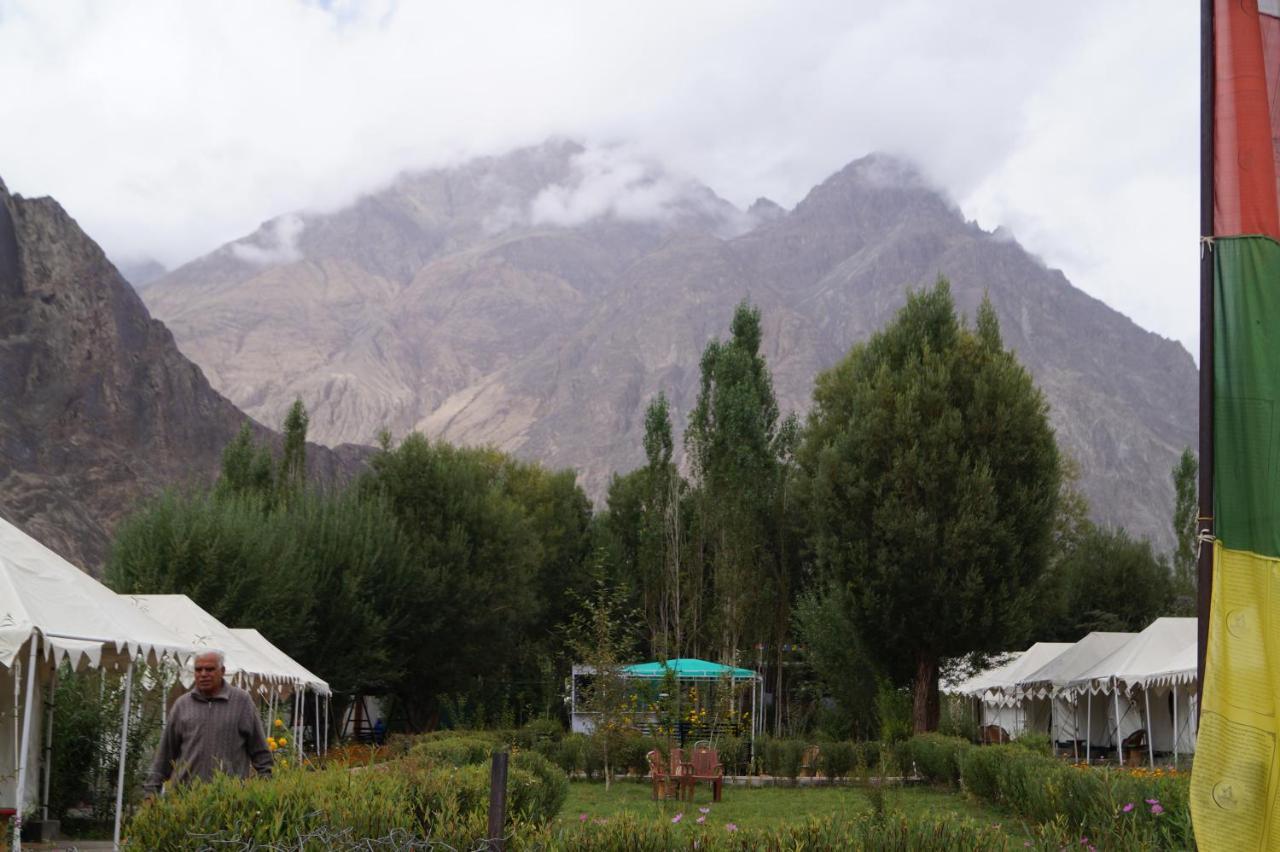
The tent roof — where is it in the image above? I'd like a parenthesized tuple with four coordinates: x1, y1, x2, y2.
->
(622, 658, 757, 680)
(231, 628, 330, 696)
(952, 643, 1073, 704)
(1016, 632, 1137, 697)
(0, 517, 200, 670)
(947, 652, 1024, 695)
(1064, 617, 1197, 696)
(127, 595, 305, 692)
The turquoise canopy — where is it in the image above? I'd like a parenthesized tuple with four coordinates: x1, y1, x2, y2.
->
(622, 658, 757, 681)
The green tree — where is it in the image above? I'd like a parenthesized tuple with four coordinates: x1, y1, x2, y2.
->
(216, 423, 275, 499)
(562, 565, 641, 790)
(1040, 524, 1175, 638)
(799, 281, 1061, 732)
(1171, 448, 1198, 612)
(279, 398, 309, 496)
(685, 301, 798, 680)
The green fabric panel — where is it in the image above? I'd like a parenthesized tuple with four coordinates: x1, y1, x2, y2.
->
(623, 658, 756, 680)
(1214, 235, 1280, 556)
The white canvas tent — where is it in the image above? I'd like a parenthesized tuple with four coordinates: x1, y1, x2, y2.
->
(0, 517, 199, 850)
(1063, 618, 1198, 766)
(1015, 632, 1135, 755)
(231, 628, 331, 758)
(951, 643, 1072, 739)
(126, 595, 301, 695)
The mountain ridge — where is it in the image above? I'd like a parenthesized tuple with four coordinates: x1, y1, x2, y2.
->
(139, 142, 1196, 550)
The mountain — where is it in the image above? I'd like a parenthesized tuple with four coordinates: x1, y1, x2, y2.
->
(0, 177, 367, 573)
(140, 141, 1197, 550)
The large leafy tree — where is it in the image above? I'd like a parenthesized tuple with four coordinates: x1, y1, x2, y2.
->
(685, 302, 798, 662)
(799, 280, 1060, 732)
(1170, 448, 1198, 612)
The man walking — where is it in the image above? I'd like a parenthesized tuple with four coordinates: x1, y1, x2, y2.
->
(144, 649, 273, 795)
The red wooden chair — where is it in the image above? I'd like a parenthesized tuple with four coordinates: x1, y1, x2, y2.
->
(647, 749, 670, 799)
(670, 747, 695, 801)
(690, 744, 724, 802)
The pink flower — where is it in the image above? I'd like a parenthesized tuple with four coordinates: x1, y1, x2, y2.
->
(1122, 802, 1135, 813)
(1151, 804, 1164, 815)
(1145, 798, 1159, 805)
(1024, 842, 1033, 848)
(699, 806, 710, 814)
(672, 812, 683, 824)
(579, 813, 588, 823)
(696, 816, 706, 824)
(725, 823, 738, 832)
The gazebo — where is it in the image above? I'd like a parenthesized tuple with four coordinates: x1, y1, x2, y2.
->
(569, 658, 762, 757)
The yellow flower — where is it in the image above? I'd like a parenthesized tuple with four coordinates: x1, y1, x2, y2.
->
(267, 737, 277, 749)
(279, 737, 288, 746)
(275, 719, 285, 728)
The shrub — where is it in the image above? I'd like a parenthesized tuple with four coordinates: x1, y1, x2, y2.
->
(1011, 732, 1052, 756)
(516, 717, 564, 750)
(409, 735, 497, 766)
(715, 734, 748, 776)
(818, 740, 855, 780)
(958, 744, 1191, 849)
(540, 809, 1010, 850)
(778, 739, 807, 780)
(554, 734, 589, 776)
(125, 756, 563, 849)
(904, 733, 971, 786)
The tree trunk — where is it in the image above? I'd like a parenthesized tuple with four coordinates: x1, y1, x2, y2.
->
(912, 652, 941, 733)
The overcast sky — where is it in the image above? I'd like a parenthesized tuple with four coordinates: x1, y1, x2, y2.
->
(0, 1, 1198, 355)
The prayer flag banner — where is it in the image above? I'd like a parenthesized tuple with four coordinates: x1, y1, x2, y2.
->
(1191, 2, 1280, 848)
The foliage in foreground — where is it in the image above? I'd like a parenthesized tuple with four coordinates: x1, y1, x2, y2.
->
(956, 742, 1191, 850)
(125, 748, 565, 850)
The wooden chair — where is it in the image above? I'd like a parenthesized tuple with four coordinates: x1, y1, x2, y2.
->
(1121, 729, 1147, 766)
(647, 749, 670, 800)
(690, 744, 724, 802)
(980, 725, 1010, 744)
(670, 747, 695, 801)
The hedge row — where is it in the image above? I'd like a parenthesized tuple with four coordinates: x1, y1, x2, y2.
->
(126, 737, 568, 849)
(902, 734, 1192, 849)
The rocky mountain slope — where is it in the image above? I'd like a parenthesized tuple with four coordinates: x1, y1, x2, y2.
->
(140, 141, 1197, 550)
(0, 178, 367, 572)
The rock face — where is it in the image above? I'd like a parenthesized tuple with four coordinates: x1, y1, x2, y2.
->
(141, 141, 1198, 551)
(0, 177, 367, 573)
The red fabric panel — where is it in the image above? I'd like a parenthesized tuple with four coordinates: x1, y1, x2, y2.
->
(1215, 0, 1280, 239)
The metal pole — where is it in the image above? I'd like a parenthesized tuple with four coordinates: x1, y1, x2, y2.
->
(1114, 678, 1124, 766)
(314, 690, 321, 755)
(1144, 689, 1155, 768)
(41, 668, 57, 820)
(112, 662, 135, 852)
(1173, 683, 1180, 770)
(1086, 690, 1092, 765)
(1072, 696, 1079, 762)
(14, 638, 40, 852)
(1196, 0, 1216, 726)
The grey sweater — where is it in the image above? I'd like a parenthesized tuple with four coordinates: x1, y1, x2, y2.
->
(145, 683, 273, 794)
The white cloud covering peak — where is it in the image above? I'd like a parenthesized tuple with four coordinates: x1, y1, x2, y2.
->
(0, 0, 1198, 353)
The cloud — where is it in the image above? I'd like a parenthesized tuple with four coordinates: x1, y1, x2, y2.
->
(229, 214, 306, 266)
(0, 0, 1198, 352)
(529, 145, 723, 228)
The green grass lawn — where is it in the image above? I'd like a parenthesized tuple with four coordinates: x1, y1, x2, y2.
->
(559, 778, 1031, 837)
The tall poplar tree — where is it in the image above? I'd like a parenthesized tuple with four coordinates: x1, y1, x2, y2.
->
(799, 280, 1060, 732)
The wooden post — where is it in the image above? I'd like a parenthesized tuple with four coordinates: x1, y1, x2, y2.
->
(487, 750, 509, 851)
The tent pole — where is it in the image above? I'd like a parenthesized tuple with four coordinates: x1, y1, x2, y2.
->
(313, 690, 321, 755)
(1086, 690, 1092, 765)
(1144, 689, 1155, 768)
(1173, 683, 1180, 769)
(1072, 696, 1079, 762)
(112, 661, 135, 852)
(1113, 677, 1124, 766)
(41, 667, 57, 820)
(15, 638, 40, 852)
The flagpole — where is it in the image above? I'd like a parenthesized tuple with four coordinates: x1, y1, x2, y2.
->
(1195, 0, 1215, 722)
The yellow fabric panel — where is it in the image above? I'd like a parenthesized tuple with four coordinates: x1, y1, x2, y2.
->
(1191, 543, 1280, 850)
